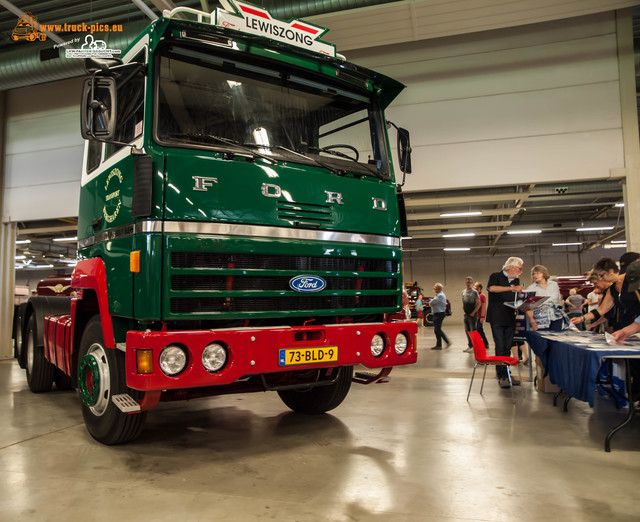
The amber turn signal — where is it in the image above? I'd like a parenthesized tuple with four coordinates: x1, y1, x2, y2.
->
(130, 250, 140, 273)
(136, 349, 154, 374)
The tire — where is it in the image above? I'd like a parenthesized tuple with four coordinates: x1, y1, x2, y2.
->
(424, 311, 434, 327)
(25, 314, 55, 393)
(14, 313, 25, 368)
(78, 317, 146, 444)
(277, 366, 353, 414)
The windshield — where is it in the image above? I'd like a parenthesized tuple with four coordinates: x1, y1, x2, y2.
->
(155, 42, 390, 179)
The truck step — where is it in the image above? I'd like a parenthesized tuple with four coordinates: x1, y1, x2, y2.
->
(112, 394, 141, 413)
(353, 370, 391, 384)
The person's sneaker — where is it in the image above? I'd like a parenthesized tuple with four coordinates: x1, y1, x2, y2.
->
(445, 342, 452, 348)
(511, 378, 521, 386)
(430, 346, 442, 350)
(523, 359, 531, 366)
(498, 377, 511, 389)
(463, 347, 474, 353)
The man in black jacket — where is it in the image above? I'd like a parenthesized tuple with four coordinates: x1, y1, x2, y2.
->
(487, 257, 524, 388)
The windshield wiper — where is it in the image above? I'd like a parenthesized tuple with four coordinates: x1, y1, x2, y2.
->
(241, 143, 344, 175)
(163, 133, 276, 164)
(309, 146, 384, 180)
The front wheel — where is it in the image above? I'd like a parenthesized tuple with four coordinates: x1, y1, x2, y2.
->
(277, 366, 353, 414)
(424, 311, 434, 326)
(78, 317, 146, 444)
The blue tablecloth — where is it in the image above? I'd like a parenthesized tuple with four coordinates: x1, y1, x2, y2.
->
(525, 330, 640, 406)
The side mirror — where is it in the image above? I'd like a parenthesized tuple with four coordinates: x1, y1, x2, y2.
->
(397, 127, 412, 174)
(80, 77, 117, 141)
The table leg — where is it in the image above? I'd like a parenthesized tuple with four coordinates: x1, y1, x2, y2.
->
(563, 395, 572, 412)
(605, 359, 636, 452)
(553, 390, 563, 407)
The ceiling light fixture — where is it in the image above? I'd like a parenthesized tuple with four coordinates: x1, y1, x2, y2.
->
(442, 232, 475, 238)
(53, 236, 78, 242)
(16, 239, 31, 244)
(611, 240, 627, 244)
(440, 211, 482, 217)
(444, 247, 471, 251)
(614, 203, 625, 207)
(603, 243, 626, 249)
(552, 242, 582, 246)
(576, 226, 614, 232)
(507, 229, 541, 235)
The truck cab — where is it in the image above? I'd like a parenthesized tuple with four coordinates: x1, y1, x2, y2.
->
(19, 1, 417, 444)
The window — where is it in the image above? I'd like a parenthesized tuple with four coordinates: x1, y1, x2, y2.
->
(155, 43, 390, 179)
(105, 51, 146, 158)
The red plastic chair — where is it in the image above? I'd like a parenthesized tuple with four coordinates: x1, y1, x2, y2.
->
(466, 331, 524, 403)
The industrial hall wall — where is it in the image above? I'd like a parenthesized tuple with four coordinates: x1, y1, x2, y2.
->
(2, 77, 84, 222)
(346, 11, 627, 192)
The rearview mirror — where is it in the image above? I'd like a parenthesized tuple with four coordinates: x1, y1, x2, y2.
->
(397, 128, 412, 174)
(80, 77, 117, 141)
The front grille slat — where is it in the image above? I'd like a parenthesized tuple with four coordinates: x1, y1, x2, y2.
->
(171, 275, 397, 291)
(170, 295, 397, 314)
(168, 251, 400, 317)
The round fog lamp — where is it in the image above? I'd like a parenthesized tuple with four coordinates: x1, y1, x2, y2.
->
(371, 334, 385, 358)
(202, 343, 227, 372)
(159, 345, 187, 376)
(395, 332, 409, 355)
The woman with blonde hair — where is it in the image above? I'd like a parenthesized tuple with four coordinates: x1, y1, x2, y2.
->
(525, 264, 564, 332)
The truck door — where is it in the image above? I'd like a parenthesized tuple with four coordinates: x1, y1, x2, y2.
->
(78, 43, 149, 318)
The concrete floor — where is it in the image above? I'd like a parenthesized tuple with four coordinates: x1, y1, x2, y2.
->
(1, 323, 639, 522)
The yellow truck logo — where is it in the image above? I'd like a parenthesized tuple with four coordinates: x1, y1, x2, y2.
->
(11, 13, 47, 42)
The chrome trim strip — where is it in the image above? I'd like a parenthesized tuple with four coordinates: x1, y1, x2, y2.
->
(78, 220, 163, 249)
(163, 222, 399, 246)
(78, 220, 399, 248)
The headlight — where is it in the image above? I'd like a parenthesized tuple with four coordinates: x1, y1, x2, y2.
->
(371, 334, 385, 357)
(202, 343, 227, 372)
(395, 332, 409, 355)
(159, 345, 187, 376)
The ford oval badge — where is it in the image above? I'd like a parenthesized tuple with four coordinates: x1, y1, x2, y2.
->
(289, 275, 326, 293)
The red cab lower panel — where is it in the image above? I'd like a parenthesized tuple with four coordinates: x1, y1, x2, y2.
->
(126, 321, 417, 391)
(44, 314, 73, 375)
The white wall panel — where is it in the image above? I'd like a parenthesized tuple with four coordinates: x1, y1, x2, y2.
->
(348, 12, 625, 191)
(3, 78, 83, 221)
(405, 129, 624, 191)
(312, 0, 636, 51)
(4, 182, 80, 222)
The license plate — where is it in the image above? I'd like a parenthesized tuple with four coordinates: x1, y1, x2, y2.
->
(278, 346, 338, 366)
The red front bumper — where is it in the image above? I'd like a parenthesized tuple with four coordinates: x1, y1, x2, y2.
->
(125, 321, 417, 391)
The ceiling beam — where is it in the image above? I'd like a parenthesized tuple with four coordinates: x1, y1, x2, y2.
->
(131, 0, 158, 20)
(410, 220, 513, 232)
(406, 207, 522, 220)
(489, 184, 534, 255)
(404, 192, 531, 207)
(17, 224, 77, 235)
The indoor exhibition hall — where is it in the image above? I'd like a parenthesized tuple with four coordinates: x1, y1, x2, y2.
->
(1, 1, 640, 521)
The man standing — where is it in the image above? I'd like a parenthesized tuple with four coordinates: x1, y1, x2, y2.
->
(474, 282, 490, 349)
(430, 283, 450, 350)
(487, 257, 524, 388)
(461, 277, 480, 353)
